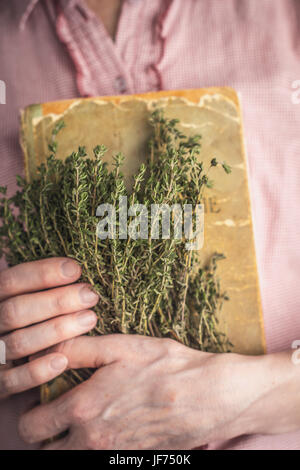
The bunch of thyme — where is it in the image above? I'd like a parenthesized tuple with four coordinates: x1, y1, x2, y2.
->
(0, 111, 232, 385)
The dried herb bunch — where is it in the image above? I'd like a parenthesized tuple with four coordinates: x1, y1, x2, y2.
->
(0, 111, 232, 383)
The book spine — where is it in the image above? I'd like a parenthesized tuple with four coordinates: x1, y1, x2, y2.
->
(19, 104, 43, 182)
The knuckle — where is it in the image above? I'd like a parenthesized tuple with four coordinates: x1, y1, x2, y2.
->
(71, 397, 92, 424)
(18, 416, 33, 443)
(54, 338, 75, 355)
(0, 300, 17, 330)
(0, 370, 16, 395)
(7, 330, 28, 358)
(38, 263, 52, 286)
(85, 431, 102, 450)
(85, 428, 113, 450)
(53, 318, 68, 339)
(52, 292, 66, 313)
(26, 361, 43, 386)
(163, 337, 174, 347)
(0, 269, 15, 296)
(38, 259, 61, 287)
(162, 337, 176, 354)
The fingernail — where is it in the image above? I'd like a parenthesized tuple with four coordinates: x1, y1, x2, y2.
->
(61, 260, 80, 278)
(51, 356, 68, 371)
(79, 286, 99, 304)
(77, 310, 97, 327)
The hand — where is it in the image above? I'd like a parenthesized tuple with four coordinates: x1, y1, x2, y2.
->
(19, 334, 300, 450)
(0, 258, 99, 400)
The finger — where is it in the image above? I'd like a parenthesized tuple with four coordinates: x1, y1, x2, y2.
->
(19, 378, 90, 443)
(0, 283, 99, 334)
(51, 334, 151, 369)
(0, 353, 68, 399)
(3, 310, 98, 360)
(0, 257, 81, 302)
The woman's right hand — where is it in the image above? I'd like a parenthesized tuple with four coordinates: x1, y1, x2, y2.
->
(0, 257, 99, 400)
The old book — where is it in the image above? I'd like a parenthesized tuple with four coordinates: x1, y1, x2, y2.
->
(20, 88, 266, 402)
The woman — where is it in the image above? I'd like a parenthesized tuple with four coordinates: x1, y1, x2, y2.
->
(0, 0, 300, 450)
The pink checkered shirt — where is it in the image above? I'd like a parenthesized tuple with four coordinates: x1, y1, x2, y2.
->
(0, 0, 300, 450)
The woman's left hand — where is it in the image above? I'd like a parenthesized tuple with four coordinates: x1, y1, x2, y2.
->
(18, 335, 300, 449)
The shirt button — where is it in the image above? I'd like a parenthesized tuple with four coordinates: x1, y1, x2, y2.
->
(114, 76, 127, 94)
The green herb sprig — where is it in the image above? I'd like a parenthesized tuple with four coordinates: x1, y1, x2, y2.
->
(0, 111, 232, 385)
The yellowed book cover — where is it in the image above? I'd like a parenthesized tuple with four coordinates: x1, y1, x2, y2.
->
(20, 88, 265, 402)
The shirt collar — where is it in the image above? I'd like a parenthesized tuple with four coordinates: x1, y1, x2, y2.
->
(18, 0, 80, 31)
(18, 0, 41, 31)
